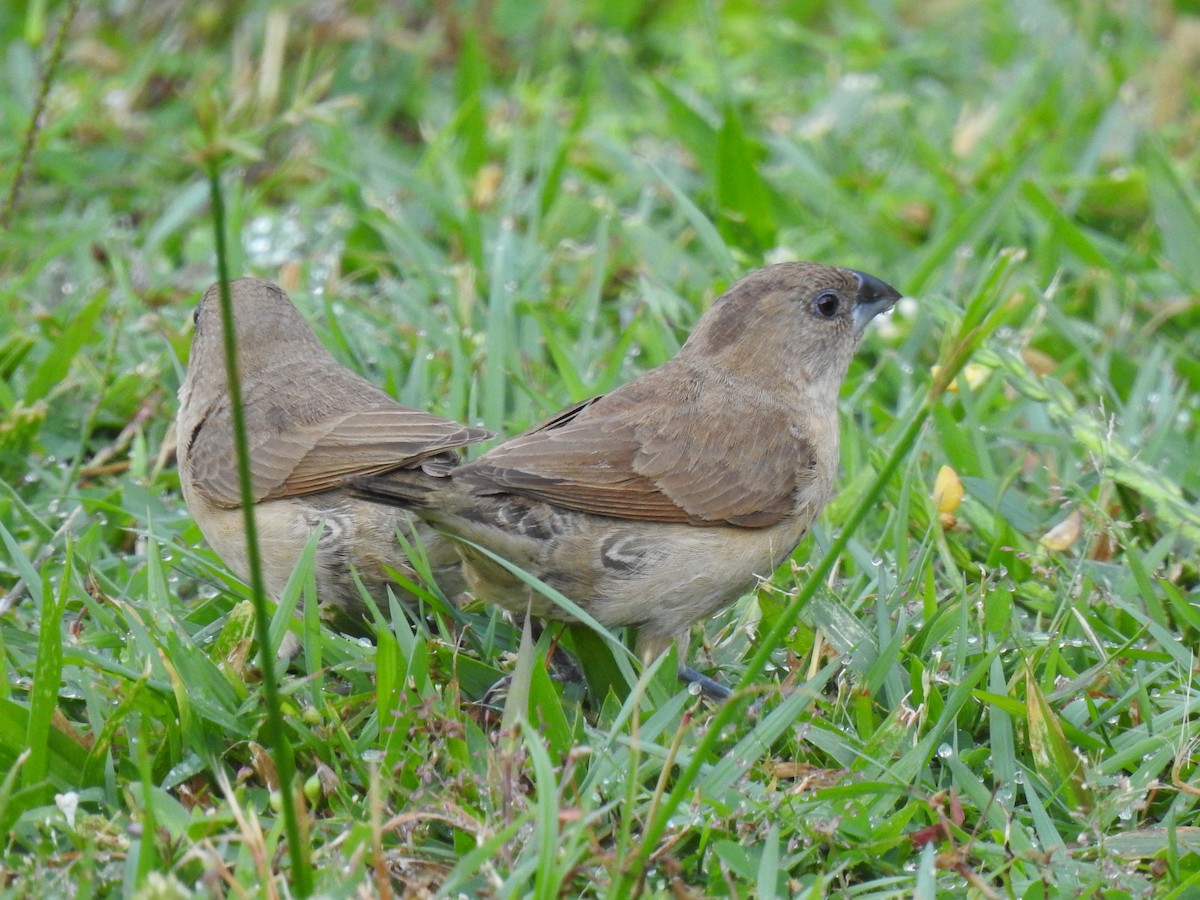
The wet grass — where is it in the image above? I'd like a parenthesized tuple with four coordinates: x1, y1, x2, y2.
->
(2, 1, 1199, 895)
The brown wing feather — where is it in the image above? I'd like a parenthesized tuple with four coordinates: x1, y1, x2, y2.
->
(465, 424, 690, 522)
(512, 394, 604, 436)
(191, 402, 489, 508)
(459, 364, 808, 527)
(274, 406, 487, 499)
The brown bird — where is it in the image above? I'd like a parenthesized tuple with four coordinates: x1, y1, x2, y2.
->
(176, 277, 492, 643)
(352, 262, 901, 695)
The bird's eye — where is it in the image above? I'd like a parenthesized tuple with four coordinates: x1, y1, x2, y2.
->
(813, 290, 841, 318)
(192, 305, 201, 326)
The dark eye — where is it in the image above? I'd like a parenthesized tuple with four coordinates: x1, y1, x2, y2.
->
(813, 290, 841, 318)
(192, 305, 201, 326)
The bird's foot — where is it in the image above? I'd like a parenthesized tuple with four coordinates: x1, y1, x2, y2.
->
(678, 665, 732, 701)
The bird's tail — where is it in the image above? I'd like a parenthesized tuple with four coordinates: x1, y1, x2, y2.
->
(350, 468, 442, 508)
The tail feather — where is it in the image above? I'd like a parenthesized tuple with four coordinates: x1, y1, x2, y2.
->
(350, 469, 440, 508)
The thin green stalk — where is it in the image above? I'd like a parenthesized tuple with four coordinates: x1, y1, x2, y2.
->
(629, 702, 694, 899)
(59, 307, 124, 501)
(605, 678, 648, 900)
(134, 715, 159, 882)
(22, 537, 65, 793)
(614, 250, 1026, 891)
(1, 0, 80, 229)
(206, 161, 312, 896)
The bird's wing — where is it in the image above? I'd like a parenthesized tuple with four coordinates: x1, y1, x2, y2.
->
(459, 373, 812, 527)
(190, 403, 489, 507)
(513, 395, 605, 435)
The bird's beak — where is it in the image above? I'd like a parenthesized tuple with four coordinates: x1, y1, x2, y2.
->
(849, 269, 903, 335)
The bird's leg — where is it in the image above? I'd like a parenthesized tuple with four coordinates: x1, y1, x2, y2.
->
(531, 618, 586, 688)
(665, 631, 731, 701)
(677, 664, 732, 701)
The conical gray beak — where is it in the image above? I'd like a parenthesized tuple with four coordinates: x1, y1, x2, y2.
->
(850, 269, 903, 334)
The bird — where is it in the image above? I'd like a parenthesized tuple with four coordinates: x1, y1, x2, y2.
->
(176, 277, 492, 645)
(351, 262, 902, 696)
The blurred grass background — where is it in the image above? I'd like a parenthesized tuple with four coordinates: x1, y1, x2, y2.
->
(2, 0, 1200, 895)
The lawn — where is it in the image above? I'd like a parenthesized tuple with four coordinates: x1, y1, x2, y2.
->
(2, 0, 1199, 896)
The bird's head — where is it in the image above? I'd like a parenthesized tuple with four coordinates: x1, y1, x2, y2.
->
(680, 262, 902, 390)
(187, 278, 327, 386)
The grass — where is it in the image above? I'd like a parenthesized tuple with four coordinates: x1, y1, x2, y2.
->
(2, 0, 1200, 896)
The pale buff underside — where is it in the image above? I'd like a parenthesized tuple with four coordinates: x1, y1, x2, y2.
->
(181, 474, 464, 627)
(445, 476, 833, 661)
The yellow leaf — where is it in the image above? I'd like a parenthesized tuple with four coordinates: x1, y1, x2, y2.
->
(930, 363, 988, 393)
(471, 163, 504, 209)
(932, 465, 963, 514)
(1040, 509, 1083, 551)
